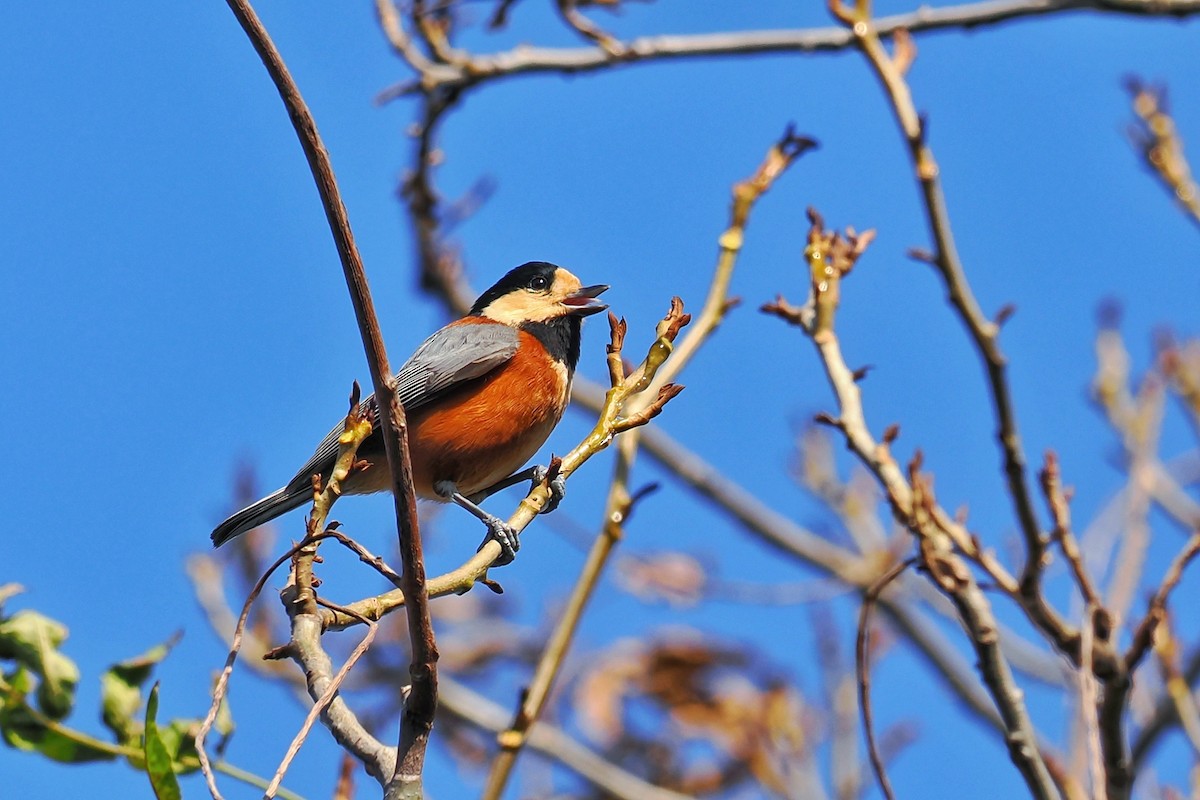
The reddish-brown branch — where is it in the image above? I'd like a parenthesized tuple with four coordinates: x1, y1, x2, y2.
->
(221, 1, 435, 794)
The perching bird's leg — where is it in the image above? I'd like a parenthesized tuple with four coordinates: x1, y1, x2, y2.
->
(467, 465, 567, 515)
(435, 480, 520, 565)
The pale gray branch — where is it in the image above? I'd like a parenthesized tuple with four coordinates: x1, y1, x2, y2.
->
(439, 675, 696, 800)
(378, 0, 1200, 98)
(289, 614, 397, 784)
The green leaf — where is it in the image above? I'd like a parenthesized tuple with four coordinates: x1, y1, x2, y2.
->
(2, 665, 34, 696)
(0, 611, 79, 719)
(1, 668, 116, 764)
(159, 718, 201, 775)
(143, 683, 182, 800)
(101, 632, 181, 744)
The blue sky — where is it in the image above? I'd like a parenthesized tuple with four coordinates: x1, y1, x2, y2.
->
(3, 2, 1198, 798)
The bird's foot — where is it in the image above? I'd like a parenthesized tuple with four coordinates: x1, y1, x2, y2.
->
(436, 479, 521, 566)
(477, 515, 520, 566)
(530, 464, 566, 515)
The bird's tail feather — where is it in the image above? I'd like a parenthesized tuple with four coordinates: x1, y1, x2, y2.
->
(211, 487, 308, 547)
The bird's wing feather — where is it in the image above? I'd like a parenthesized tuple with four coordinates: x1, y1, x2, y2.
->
(283, 323, 519, 492)
(393, 322, 519, 410)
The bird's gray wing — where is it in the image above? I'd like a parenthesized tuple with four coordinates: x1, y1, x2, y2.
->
(393, 322, 519, 411)
(284, 323, 519, 491)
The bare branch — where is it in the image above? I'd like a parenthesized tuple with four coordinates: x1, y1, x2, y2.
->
(1125, 531, 1200, 673)
(376, 0, 1200, 99)
(835, 0, 1052, 623)
(221, 1, 434, 792)
(1040, 451, 1102, 608)
(554, 0, 625, 54)
(767, 202, 1058, 797)
(440, 676, 695, 800)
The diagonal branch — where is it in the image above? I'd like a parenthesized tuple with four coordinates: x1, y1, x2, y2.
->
(480, 128, 815, 799)
(765, 207, 1059, 799)
(439, 676, 695, 800)
(857, 559, 914, 800)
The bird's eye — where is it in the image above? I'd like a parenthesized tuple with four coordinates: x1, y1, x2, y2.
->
(528, 275, 550, 291)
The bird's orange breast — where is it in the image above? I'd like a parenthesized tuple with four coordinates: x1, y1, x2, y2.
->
(407, 327, 570, 498)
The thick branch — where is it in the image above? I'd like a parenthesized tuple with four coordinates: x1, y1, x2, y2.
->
(287, 614, 395, 784)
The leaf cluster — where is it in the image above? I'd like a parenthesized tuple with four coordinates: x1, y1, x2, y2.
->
(0, 585, 232, 798)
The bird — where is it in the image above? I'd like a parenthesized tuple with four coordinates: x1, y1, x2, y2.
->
(210, 261, 609, 563)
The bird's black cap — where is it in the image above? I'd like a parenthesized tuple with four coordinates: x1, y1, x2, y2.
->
(470, 262, 562, 316)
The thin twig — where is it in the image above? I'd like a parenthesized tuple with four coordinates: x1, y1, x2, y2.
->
(770, 204, 1058, 798)
(196, 542, 313, 799)
(375, 0, 435, 75)
(857, 558, 913, 800)
(293, 385, 374, 619)
(1125, 530, 1200, 673)
(1131, 645, 1200, 769)
(1040, 451, 1103, 608)
(554, 0, 625, 54)
(400, 90, 470, 311)
(1097, 530, 1200, 799)
(1126, 77, 1200, 230)
(288, 614, 396, 783)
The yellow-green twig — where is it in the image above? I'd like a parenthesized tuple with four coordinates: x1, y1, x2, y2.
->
(480, 129, 814, 799)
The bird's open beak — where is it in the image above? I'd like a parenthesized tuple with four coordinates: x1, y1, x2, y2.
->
(561, 284, 610, 317)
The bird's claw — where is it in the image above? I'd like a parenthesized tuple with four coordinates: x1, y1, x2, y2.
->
(478, 514, 520, 566)
(530, 464, 566, 515)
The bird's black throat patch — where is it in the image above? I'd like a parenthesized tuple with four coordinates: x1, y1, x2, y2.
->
(522, 315, 582, 371)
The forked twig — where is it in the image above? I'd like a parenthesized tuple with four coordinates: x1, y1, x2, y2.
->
(265, 599, 380, 798)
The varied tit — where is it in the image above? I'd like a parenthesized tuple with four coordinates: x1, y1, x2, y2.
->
(210, 261, 609, 563)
